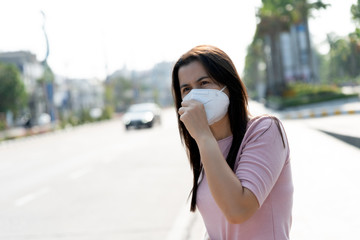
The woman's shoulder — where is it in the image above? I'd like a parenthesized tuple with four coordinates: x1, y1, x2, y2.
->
(243, 115, 284, 142)
(247, 114, 281, 131)
(235, 114, 289, 169)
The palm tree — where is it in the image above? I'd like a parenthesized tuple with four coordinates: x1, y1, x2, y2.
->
(292, 1, 329, 83)
(326, 0, 360, 82)
(350, 0, 360, 78)
(255, 0, 328, 96)
(351, 0, 360, 24)
(256, 0, 293, 96)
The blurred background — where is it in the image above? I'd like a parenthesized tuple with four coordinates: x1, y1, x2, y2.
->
(0, 0, 359, 239)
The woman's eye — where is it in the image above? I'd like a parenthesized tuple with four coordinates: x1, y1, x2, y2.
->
(200, 81, 209, 86)
(182, 87, 190, 94)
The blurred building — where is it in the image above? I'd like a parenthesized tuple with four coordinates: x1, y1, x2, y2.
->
(0, 51, 43, 92)
(107, 62, 174, 110)
(151, 61, 173, 107)
(0, 51, 105, 127)
(54, 76, 104, 120)
(0, 51, 45, 126)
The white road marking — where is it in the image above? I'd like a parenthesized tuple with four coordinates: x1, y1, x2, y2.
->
(14, 187, 50, 207)
(69, 168, 92, 180)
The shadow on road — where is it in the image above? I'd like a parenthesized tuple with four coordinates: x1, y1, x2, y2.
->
(318, 130, 360, 149)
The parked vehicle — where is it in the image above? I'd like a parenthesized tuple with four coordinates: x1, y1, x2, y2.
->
(122, 103, 161, 130)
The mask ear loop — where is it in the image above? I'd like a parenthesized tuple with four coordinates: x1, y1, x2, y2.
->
(220, 86, 227, 92)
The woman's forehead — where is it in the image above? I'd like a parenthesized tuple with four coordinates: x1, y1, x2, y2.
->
(178, 61, 207, 84)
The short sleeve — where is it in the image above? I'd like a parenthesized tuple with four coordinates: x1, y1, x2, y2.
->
(235, 117, 288, 206)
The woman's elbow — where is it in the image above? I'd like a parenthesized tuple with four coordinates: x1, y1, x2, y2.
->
(225, 205, 258, 224)
(226, 212, 251, 225)
(224, 187, 259, 224)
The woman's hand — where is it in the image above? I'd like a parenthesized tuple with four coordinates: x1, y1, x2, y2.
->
(178, 100, 212, 141)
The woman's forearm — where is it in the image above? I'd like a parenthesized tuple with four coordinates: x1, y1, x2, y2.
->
(196, 136, 258, 224)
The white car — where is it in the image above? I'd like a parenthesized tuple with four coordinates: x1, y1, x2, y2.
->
(122, 103, 161, 130)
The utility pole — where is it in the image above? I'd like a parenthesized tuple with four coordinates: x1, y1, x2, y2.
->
(41, 10, 55, 122)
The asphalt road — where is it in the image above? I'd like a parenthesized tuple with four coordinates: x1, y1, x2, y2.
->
(0, 103, 359, 240)
(0, 109, 192, 240)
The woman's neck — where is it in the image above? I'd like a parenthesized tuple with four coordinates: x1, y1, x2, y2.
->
(210, 114, 232, 141)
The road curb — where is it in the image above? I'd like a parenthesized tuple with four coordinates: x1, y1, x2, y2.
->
(281, 108, 360, 120)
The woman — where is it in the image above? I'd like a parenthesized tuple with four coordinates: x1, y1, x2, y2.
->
(171, 45, 293, 240)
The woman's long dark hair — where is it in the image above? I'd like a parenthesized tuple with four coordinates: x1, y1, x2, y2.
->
(171, 45, 250, 212)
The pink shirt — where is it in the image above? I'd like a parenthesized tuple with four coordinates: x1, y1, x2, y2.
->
(197, 116, 293, 240)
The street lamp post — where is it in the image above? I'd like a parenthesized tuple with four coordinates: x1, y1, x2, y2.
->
(40, 10, 55, 122)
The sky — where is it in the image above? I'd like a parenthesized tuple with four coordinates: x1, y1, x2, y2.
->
(0, 0, 358, 80)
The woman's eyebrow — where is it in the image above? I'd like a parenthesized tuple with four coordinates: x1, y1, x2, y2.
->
(180, 76, 209, 89)
(196, 76, 210, 82)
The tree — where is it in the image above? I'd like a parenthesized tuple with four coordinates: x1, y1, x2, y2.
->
(256, 0, 294, 96)
(327, 34, 351, 80)
(243, 38, 267, 99)
(105, 76, 133, 112)
(253, 0, 328, 96)
(0, 63, 27, 115)
(37, 62, 55, 84)
(350, 0, 360, 79)
(326, 31, 360, 83)
(351, 0, 360, 26)
(291, 1, 329, 83)
(348, 29, 360, 78)
(325, 1, 360, 83)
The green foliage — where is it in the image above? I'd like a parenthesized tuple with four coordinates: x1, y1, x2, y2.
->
(252, 0, 330, 99)
(243, 39, 266, 98)
(351, 0, 360, 26)
(79, 109, 92, 124)
(105, 76, 133, 112)
(0, 63, 28, 115)
(314, 50, 330, 84)
(267, 83, 358, 109)
(101, 106, 113, 120)
(247, 0, 360, 108)
(257, 0, 329, 36)
(0, 118, 6, 131)
(324, 1, 360, 83)
(284, 82, 340, 96)
(58, 106, 113, 129)
(257, 0, 293, 35)
(37, 63, 55, 84)
(326, 30, 360, 82)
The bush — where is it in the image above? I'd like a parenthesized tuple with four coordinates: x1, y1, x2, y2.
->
(79, 109, 92, 124)
(267, 83, 358, 109)
(0, 120, 6, 131)
(58, 106, 113, 129)
(100, 106, 113, 120)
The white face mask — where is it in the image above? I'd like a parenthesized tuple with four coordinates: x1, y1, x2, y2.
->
(183, 86, 229, 125)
